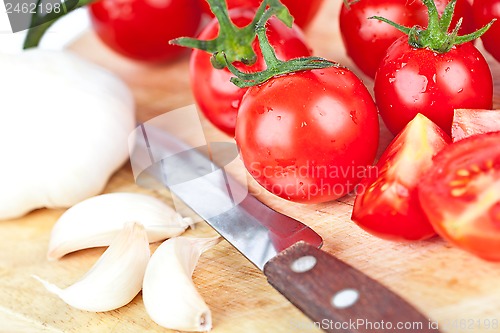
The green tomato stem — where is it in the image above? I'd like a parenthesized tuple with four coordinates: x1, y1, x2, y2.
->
(370, 0, 496, 53)
(170, 0, 293, 68)
(23, 0, 96, 49)
(223, 7, 338, 88)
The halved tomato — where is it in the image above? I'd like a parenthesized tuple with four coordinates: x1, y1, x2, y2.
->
(352, 114, 451, 241)
(418, 132, 500, 261)
(452, 109, 500, 142)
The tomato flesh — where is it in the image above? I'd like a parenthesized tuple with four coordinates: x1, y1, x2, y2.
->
(191, 9, 311, 136)
(352, 114, 451, 241)
(452, 109, 500, 142)
(418, 132, 500, 261)
(236, 67, 379, 203)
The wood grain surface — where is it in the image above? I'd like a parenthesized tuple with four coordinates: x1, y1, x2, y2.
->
(2, 1, 500, 332)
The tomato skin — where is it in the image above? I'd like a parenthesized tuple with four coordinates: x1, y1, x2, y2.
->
(418, 132, 500, 261)
(89, 0, 201, 62)
(339, 0, 475, 79)
(352, 114, 451, 241)
(473, 0, 500, 62)
(199, 0, 324, 28)
(190, 9, 311, 136)
(374, 37, 493, 136)
(235, 67, 379, 203)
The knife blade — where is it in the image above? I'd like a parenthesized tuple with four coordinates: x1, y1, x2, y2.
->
(129, 106, 439, 333)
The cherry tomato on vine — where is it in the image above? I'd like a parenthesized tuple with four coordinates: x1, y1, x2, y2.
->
(418, 132, 500, 261)
(452, 109, 500, 142)
(352, 114, 451, 241)
(235, 66, 380, 203)
(375, 38, 493, 136)
(339, 0, 474, 79)
(89, 0, 202, 62)
(190, 9, 311, 136)
(199, 0, 324, 28)
(473, 0, 500, 62)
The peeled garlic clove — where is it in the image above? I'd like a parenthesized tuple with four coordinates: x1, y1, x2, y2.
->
(34, 222, 150, 312)
(143, 236, 221, 332)
(48, 192, 192, 260)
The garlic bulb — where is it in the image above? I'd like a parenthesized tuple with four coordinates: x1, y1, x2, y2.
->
(47, 192, 193, 260)
(0, 49, 135, 220)
(143, 236, 221, 332)
(33, 222, 150, 312)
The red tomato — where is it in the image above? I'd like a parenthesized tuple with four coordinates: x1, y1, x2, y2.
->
(374, 37, 493, 136)
(418, 132, 500, 261)
(190, 9, 311, 136)
(452, 109, 500, 141)
(352, 114, 451, 241)
(89, 0, 201, 62)
(339, 0, 475, 79)
(199, 0, 324, 28)
(473, 0, 500, 62)
(235, 66, 380, 203)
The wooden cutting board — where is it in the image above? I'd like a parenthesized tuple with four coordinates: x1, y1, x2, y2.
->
(2, 1, 500, 332)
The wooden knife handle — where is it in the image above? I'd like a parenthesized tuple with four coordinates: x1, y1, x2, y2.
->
(263, 241, 440, 333)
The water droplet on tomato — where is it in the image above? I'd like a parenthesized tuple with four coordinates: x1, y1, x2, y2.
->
(231, 100, 240, 109)
(277, 116, 281, 121)
(457, 88, 463, 93)
(267, 107, 273, 112)
(349, 111, 358, 124)
(445, 67, 450, 72)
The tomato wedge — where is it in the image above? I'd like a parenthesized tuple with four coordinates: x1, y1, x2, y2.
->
(452, 109, 500, 142)
(418, 132, 500, 261)
(352, 114, 451, 241)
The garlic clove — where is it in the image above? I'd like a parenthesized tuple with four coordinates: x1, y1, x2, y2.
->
(143, 236, 221, 332)
(0, 50, 135, 220)
(34, 222, 150, 312)
(47, 192, 193, 260)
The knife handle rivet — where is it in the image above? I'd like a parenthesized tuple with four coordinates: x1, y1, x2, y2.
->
(331, 288, 360, 309)
(290, 255, 317, 273)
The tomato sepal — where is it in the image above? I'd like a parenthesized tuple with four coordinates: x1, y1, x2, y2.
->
(170, 0, 293, 68)
(370, 0, 495, 53)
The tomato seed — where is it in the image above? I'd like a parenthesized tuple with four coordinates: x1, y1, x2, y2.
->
(450, 179, 469, 187)
(471, 164, 482, 173)
(456, 169, 470, 177)
(451, 187, 467, 197)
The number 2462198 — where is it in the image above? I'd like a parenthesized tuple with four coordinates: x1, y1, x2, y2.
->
(5, 2, 62, 14)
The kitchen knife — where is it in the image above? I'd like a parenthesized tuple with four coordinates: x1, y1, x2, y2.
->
(129, 107, 439, 333)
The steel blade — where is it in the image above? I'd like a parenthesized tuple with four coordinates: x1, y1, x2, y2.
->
(129, 107, 322, 270)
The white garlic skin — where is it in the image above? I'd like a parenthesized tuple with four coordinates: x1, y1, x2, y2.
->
(0, 50, 135, 220)
(34, 222, 150, 312)
(47, 192, 192, 260)
(143, 236, 221, 332)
